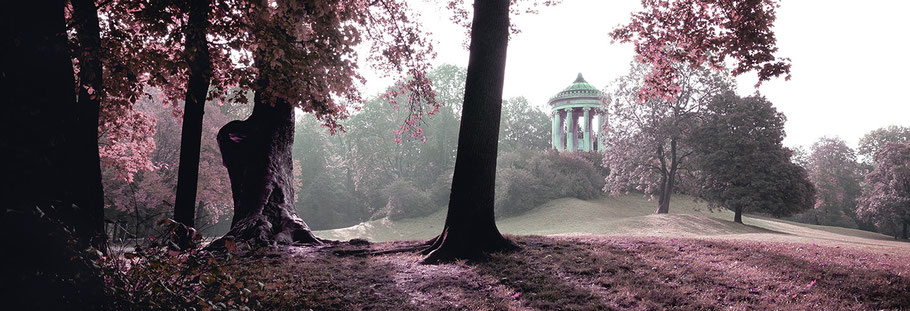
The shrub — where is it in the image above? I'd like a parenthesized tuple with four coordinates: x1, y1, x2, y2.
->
(532, 151, 604, 200)
(377, 179, 437, 220)
(494, 150, 607, 216)
(495, 167, 548, 216)
(297, 170, 362, 230)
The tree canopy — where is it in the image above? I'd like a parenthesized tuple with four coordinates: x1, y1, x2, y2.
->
(611, 0, 790, 101)
(857, 142, 910, 239)
(689, 92, 815, 223)
(603, 61, 733, 214)
(798, 137, 863, 227)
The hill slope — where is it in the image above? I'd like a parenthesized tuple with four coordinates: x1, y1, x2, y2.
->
(316, 195, 908, 253)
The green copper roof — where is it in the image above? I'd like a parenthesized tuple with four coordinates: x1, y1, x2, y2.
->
(549, 73, 603, 104)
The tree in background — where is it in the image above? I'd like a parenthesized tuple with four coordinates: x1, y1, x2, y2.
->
(690, 92, 815, 223)
(103, 92, 234, 240)
(857, 126, 910, 167)
(499, 96, 551, 153)
(603, 62, 732, 214)
(794, 137, 863, 227)
(857, 142, 910, 239)
(293, 65, 464, 228)
(611, 0, 790, 101)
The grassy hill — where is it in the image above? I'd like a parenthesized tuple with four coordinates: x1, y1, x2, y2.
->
(316, 195, 908, 253)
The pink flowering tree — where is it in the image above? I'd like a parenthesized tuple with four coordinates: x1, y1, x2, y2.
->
(103, 94, 234, 238)
(857, 142, 910, 239)
(603, 61, 732, 214)
(611, 0, 790, 101)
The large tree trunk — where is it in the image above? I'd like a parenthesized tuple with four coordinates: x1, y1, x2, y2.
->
(1, 2, 108, 307)
(2, 1, 102, 243)
(173, 0, 213, 230)
(422, 0, 516, 264)
(71, 0, 107, 251)
(214, 82, 319, 247)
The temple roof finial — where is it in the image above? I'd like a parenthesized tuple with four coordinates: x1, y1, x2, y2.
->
(574, 72, 586, 83)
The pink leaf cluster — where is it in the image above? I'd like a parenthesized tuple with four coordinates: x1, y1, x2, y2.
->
(611, 0, 790, 101)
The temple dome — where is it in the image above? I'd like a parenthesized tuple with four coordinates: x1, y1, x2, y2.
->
(548, 73, 603, 105)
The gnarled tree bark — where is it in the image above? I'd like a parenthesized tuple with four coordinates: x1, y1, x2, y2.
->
(422, 0, 516, 263)
(214, 72, 319, 247)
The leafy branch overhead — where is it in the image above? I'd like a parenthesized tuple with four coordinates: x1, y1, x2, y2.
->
(612, 0, 791, 101)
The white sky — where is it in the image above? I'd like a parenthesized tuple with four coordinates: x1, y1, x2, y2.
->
(362, 0, 910, 149)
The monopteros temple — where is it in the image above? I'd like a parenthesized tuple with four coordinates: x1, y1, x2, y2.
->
(549, 73, 605, 152)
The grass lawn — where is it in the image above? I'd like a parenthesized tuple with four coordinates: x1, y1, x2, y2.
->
(130, 195, 909, 310)
(316, 195, 908, 255)
(224, 235, 910, 310)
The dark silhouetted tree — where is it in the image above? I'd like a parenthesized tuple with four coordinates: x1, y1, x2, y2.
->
(70, 0, 108, 250)
(1, 0, 108, 249)
(422, 0, 516, 263)
(173, 0, 214, 231)
(690, 92, 815, 223)
(213, 0, 436, 246)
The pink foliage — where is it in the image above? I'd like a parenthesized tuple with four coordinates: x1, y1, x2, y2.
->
(103, 94, 234, 226)
(611, 0, 790, 101)
(602, 62, 731, 199)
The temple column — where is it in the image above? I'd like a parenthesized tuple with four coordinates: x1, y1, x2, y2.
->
(597, 109, 606, 152)
(558, 110, 565, 150)
(582, 107, 591, 152)
(551, 111, 559, 149)
(565, 108, 574, 151)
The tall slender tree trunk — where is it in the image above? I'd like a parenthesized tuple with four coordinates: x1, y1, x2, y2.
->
(422, 0, 516, 263)
(734, 206, 743, 224)
(656, 168, 675, 214)
(903, 220, 908, 240)
(656, 139, 678, 214)
(657, 187, 671, 214)
(173, 0, 213, 230)
(71, 0, 107, 251)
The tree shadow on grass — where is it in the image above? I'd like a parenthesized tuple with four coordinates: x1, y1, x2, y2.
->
(472, 236, 716, 310)
(476, 236, 910, 310)
(231, 245, 419, 310)
(694, 239, 910, 310)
